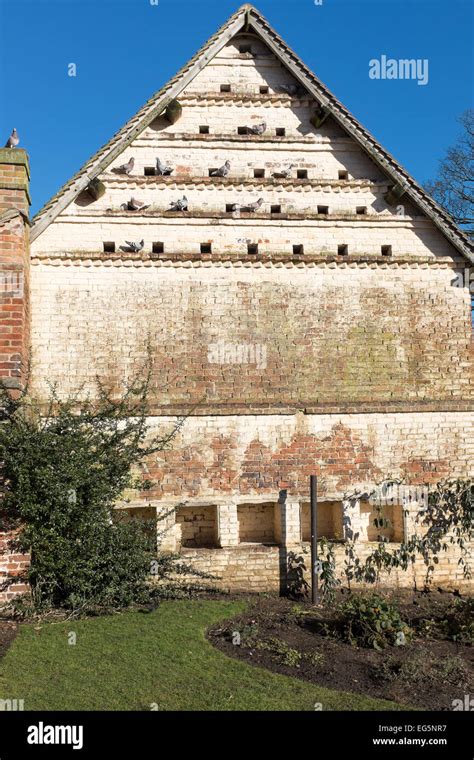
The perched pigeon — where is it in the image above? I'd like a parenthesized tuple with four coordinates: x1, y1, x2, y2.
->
(246, 122, 266, 136)
(277, 83, 307, 97)
(120, 197, 149, 212)
(210, 160, 231, 177)
(5, 128, 19, 148)
(120, 239, 144, 253)
(272, 164, 295, 179)
(169, 195, 188, 212)
(233, 198, 264, 213)
(112, 157, 135, 175)
(156, 157, 173, 176)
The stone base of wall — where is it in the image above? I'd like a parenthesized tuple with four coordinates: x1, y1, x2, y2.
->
(180, 542, 474, 594)
(0, 531, 30, 605)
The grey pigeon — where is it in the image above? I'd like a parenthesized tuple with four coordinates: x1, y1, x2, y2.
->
(277, 83, 307, 97)
(5, 128, 19, 148)
(120, 239, 144, 253)
(247, 122, 266, 135)
(272, 164, 295, 179)
(156, 157, 173, 176)
(233, 198, 264, 213)
(169, 195, 188, 212)
(112, 157, 135, 175)
(210, 160, 231, 177)
(121, 197, 149, 212)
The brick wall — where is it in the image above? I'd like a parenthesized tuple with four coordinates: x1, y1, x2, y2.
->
(0, 148, 31, 605)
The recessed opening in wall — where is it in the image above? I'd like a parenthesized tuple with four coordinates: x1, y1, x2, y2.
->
(317, 205, 329, 215)
(297, 169, 308, 179)
(248, 243, 259, 254)
(238, 126, 248, 135)
(338, 170, 349, 180)
(360, 501, 404, 543)
(338, 244, 349, 256)
(271, 204, 282, 214)
(200, 242, 212, 254)
(276, 127, 286, 137)
(239, 43, 252, 54)
(356, 206, 367, 215)
(144, 167, 155, 177)
(209, 168, 218, 177)
(226, 203, 236, 213)
(260, 85, 269, 94)
(220, 84, 231, 92)
(199, 125, 210, 134)
(293, 244, 304, 255)
(176, 505, 218, 548)
(152, 242, 164, 254)
(301, 501, 344, 542)
(237, 503, 277, 544)
(103, 242, 115, 253)
(254, 168, 265, 178)
(381, 245, 393, 256)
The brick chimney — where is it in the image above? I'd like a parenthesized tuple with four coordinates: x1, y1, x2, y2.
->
(0, 148, 31, 392)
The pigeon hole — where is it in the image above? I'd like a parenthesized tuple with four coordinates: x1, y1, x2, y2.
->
(144, 167, 155, 176)
(200, 243, 212, 254)
(293, 245, 304, 255)
(254, 169, 265, 178)
(152, 242, 164, 254)
(247, 243, 259, 255)
(226, 204, 235, 213)
(381, 245, 392, 256)
(271, 205, 281, 214)
(239, 43, 252, 54)
(275, 128, 286, 137)
(237, 127, 248, 135)
(209, 169, 218, 177)
(338, 170, 349, 180)
(297, 170, 308, 179)
(317, 205, 329, 215)
(259, 86, 270, 94)
(220, 84, 232, 93)
(356, 206, 367, 215)
(338, 244, 349, 256)
(199, 126, 210, 134)
(103, 242, 115, 253)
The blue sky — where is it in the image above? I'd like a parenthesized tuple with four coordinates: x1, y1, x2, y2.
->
(0, 0, 472, 216)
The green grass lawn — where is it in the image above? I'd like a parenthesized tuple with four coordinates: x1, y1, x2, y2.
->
(0, 599, 402, 711)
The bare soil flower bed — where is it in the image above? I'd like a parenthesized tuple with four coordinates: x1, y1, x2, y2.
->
(208, 590, 473, 710)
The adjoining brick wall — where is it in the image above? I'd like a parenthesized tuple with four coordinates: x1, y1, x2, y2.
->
(0, 148, 32, 605)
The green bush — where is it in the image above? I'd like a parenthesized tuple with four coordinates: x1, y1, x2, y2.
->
(339, 593, 411, 650)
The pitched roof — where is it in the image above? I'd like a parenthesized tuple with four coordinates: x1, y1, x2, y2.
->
(31, 3, 474, 264)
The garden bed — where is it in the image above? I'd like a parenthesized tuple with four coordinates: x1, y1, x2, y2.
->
(208, 590, 473, 710)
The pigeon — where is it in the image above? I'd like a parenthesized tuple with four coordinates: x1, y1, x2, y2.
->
(277, 83, 307, 97)
(5, 129, 19, 148)
(272, 164, 295, 179)
(169, 195, 188, 212)
(120, 239, 144, 253)
(120, 197, 149, 212)
(246, 122, 266, 135)
(233, 198, 264, 213)
(112, 157, 135, 175)
(156, 157, 173, 176)
(210, 160, 231, 177)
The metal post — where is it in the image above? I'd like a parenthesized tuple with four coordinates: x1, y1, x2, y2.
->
(310, 474, 319, 604)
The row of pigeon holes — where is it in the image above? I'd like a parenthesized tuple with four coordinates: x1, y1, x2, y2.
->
(197, 125, 287, 136)
(102, 242, 393, 256)
(142, 168, 349, 180)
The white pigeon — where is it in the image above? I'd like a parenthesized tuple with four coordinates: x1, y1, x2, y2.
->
(233, 198, 264, 213)
(156, 157, 173, 176)
(272, 164, 295, 179)
(210, 160, 231, 177)
(121, 197, 149, 212)
(5, 128, 19, 148)
(112, 157, 135, 175)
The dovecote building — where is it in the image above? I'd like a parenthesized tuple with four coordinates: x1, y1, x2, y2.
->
(1, 5, 473, 597)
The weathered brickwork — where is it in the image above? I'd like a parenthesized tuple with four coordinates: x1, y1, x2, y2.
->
(2, 12, 472, 599)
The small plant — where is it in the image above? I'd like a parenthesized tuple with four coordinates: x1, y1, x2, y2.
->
(339, 593, 411, 650)
(256, 637, 302, 667)
(442, 598, 474, 645)
(305, 650, 325, 668)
